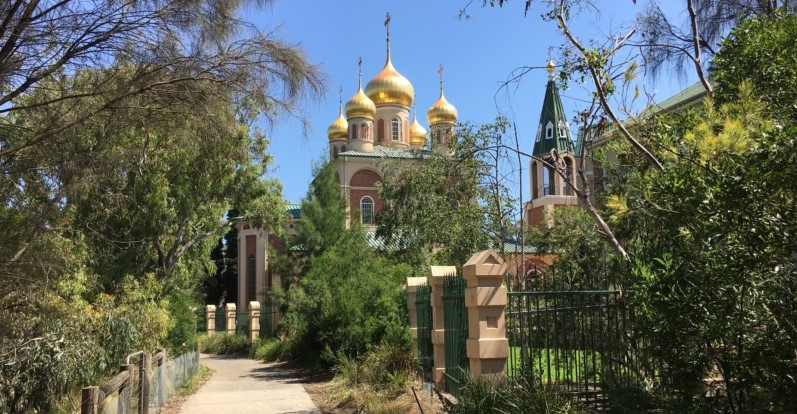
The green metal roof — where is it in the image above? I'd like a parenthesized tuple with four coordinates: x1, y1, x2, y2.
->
(646, 80, 711, 115)
(532, 79, 574, 157)
(285, 203, 301, 220)
(339, 145, 428, 159)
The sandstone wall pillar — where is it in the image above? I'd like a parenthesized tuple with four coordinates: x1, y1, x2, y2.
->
(463, 250, 509, 379)
(225, 303, 236, 334)
(406, 277, 427, 354)
(205, 305, 216, 337)
(248, 301, 261, 341)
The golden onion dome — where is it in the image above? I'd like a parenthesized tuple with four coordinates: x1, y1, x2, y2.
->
(345, 60, 376, 119)
(409, 113, 427, 148)
(345, 87, 376, 119)
(547, 58, 556, 73)
(365, 54, 414, 108)
(327, 110, 348, 142)
(427, 90, 458, 125)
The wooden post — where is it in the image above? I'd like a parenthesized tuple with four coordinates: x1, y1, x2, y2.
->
(119, 363, 134, 413)
(430, 265, 456, 390)
(206, 305, 216, 337)
(142, 353, 150, 414)
(249, 301, 261, 341)
(225, 303, 236, 334)
(406, 277, 427, 353)
(158, 349, 166, 407)
(463, 250, 509, 379)
(81, 386, 99, 414)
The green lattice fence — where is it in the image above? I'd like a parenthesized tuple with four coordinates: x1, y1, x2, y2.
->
(415, 283, 433, 384)
(443, 274, 468, 398)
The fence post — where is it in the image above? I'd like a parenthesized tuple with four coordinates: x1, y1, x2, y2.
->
(430, 265, 456, 390)
(406, 277, 426, 354)
(206, 305, 216, 337)
(249, 301, 261, 341)
(142, 353, 150, 414)
(463, 250, 509, 379)
(158, 349, 166, 408)
(225, 303, 236, 334)
(81, 386, 99, 414)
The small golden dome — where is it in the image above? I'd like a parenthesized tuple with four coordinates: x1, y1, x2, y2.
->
(365, 55, 415, 108)
(409, 114, 427, 148)
(345, 87, 376, 119)
(547, 59, 556, 73)
(327, 110, 348, 142)
(427, 90, 458, 125)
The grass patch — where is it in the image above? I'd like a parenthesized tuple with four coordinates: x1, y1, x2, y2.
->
(453, 375, 585, 414)
(198, 333, 251, 355)
(508, 346, 602, 382)
(175, 365, 213, 397)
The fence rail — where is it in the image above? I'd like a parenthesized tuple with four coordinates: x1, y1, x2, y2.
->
(81, 350, 199, 414)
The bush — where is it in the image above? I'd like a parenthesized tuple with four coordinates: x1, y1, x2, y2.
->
(251, 337, 296, 362)
(164, 291, 199, 355)
(198, 333, 251, 355)
(452, 376, 583, 414)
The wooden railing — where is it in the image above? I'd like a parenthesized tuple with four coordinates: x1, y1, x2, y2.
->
(81, 349, 168, 414)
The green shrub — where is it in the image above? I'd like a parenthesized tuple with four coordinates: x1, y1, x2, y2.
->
(452, 376, 583, 414)
(198, 333, 251, 355)
(251, 337, 296, 362)
(164, 291, 198, 355)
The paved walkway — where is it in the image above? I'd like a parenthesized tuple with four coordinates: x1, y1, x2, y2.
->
(179, 354, 320, 414)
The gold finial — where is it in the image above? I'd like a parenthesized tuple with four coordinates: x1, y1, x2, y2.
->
(385, 12, 391, 59)
(358, 56, 363, 89)
(438, 64, 444, 95)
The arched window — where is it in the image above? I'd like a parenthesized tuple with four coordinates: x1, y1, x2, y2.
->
(531, 161, 539, 199)
(436, 130, 441, 144)
(333, 146, 339, 157)
(546, 121, 553, 139)
(360, 123, 368, 140)
(360, 196, 374, 225)
(377, 119, 385, 142)
(342, 145, 347, 152)
(558, 122, 568, 140)
(391, 118, 400, 141)
(351, 123, 358, 140)
(247, 254, 256, 303)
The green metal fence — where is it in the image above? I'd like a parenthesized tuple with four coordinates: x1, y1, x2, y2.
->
(506, 264, 656, 408)
(235, 311, 249, 335)
(195, 309, 206, 334)
(415, 283, 433, 384)
(260, 298, 278, 338)
(214, 307, 226, 332)
(443, 274, 469, 398)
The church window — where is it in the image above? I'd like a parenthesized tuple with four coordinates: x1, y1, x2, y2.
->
(360, 123, 368, 140)
(247, 254, 256, 303)
(333, 147, 338, 157)
(351, 123, 358, 140)
(377, 119, 385, 142)
(546, 121, 553, 139)
(436, 130, 441, 144)
(536, 124, 542, 142)
(391, 118, 400, 141)
(342, 145, 347, 152)
(360, 196, 374, 225)
(558, 122, 568, 139)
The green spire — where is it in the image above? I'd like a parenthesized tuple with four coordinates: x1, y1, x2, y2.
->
(532, 60, 574, 157)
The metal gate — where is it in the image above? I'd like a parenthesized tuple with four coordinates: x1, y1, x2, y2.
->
(506, 264, 655, 407)
(443, 274, 468, 398)
(415, 283, 433, 384)
(260, 298, 278, 338)
(214, 307, 226, 333)
(195, 309, 206, 334)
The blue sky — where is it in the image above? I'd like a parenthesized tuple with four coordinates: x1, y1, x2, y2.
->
(248, 1, 692, 204)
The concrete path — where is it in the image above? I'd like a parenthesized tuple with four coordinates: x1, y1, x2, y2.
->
(179, 354, 321, 414)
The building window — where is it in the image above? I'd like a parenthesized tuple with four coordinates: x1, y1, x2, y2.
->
(351, 123, 358, 140)
(361, 196, 374, 225)
(342, 145, 347, 152)
(391, 118, 400, 141)
(558, 122, 567, 139)
(546, 121, 553, 139)
(247, 254, 256, 303)
(361, 123, 368, 140)
(333, 146, 338, 157)
(377, 119, 385, 142)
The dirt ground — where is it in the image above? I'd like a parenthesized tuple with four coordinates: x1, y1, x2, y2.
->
(301, 371, 448, 414)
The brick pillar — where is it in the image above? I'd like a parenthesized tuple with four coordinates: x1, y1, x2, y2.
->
(463, 250, 509, 378)
(205, 305, 216, 337)
(430, 265, 456, 390)
(406, 277, 427, 353)
(249, 301, 261, 341)
(225, 303, 236, 334)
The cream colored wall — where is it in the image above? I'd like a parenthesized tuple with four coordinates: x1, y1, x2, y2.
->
(347, 116, 374, 152)
(235, 223, 268, 311)
(375, 105, 410, 148)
